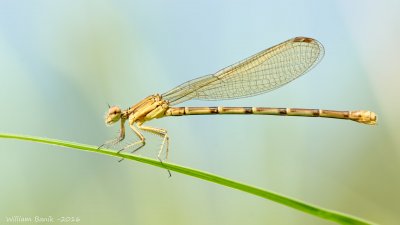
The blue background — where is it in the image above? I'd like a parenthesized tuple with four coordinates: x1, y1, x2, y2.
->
(0, 1, 398, 224)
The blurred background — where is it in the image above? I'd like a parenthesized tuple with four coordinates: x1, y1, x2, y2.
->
(0, 1, 398, 224)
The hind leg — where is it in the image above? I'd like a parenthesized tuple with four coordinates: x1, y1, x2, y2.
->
(137, 122, 169, 161)
(137, 122, 171, 177)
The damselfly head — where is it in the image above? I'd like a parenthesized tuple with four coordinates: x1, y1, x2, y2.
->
(105, 106, 121, 125)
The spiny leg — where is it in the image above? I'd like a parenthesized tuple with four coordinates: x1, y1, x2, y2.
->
(118, 123, 146, 162)
(137, 122, 171, 177)
(137, 123, 169, 161)
(98, 119, 126, 149)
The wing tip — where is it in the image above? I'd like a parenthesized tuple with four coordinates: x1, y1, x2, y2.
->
(292, 36, 324, 60)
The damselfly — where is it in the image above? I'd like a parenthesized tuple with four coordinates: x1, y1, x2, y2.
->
(100, 37, 377, 169)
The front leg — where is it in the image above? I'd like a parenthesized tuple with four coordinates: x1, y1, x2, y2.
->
(98, 118, 126, 149)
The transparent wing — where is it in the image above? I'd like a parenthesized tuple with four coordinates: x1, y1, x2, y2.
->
(162, 37, 324, 106)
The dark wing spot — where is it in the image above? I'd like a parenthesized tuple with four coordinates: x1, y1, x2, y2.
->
(293, 37, 315, 43)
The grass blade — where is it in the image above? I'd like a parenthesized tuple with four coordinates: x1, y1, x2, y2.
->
(0, 133, 376, 225)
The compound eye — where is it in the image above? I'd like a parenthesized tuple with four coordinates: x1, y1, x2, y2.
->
(109, 106, 121, 115)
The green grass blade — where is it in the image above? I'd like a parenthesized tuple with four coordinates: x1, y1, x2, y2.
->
(0, 133, 376, 225)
